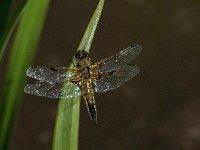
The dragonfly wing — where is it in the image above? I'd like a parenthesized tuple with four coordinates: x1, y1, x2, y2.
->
(24, 81, 81, 99)
(26, 66, 75, 84)
(93, 65, 139, 93)
(93, 44, 142, 73)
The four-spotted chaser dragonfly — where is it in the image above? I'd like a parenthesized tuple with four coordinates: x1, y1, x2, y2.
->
(24, 44, 142, 125)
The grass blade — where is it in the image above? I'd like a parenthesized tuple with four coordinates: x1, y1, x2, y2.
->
(0, 0, 13, 35)
(52, 0, 105, 150)
(0, 0, 49, 149)
(0, 0, 27, 61)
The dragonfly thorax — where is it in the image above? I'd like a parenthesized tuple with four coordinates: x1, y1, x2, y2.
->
(80, 66, 91, 79)
(76, 56, 91, 67)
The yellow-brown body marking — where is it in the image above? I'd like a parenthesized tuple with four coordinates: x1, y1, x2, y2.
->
(75, 50, 97, 124)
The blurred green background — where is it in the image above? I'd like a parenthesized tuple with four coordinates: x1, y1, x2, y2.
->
(1, 0, 200, 149)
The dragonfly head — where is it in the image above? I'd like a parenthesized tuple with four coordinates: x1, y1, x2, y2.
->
(75, 50, 90, 60)
(75, 50, 91, 68)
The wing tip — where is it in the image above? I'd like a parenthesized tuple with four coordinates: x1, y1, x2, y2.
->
(26, 66, 39, 76)
(24, 84, 31, 94)
(26, 67, 32, 76)
(130, 44, 142, 52)
(24, 82, 59, 99)
(26, 66, 43, 75)
(130, 64, 140, 76)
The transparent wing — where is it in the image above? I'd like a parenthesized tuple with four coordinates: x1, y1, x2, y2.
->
(26, 66, 75, 84)
(24, 81, 81, 99)
(93, 65, 139, 93)
(93, 44, 142, 73)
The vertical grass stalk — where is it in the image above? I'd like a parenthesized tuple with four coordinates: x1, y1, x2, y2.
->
(0, 0, 27, 61)
(0, 0, 49, 149)
(52, 0, 105, 150)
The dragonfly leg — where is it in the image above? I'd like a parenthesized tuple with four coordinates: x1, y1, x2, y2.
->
(68, 68, 82, 73)
(71, 76, 82, 83)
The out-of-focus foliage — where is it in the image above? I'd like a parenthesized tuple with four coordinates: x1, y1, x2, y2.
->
(0, 0, 49, 149)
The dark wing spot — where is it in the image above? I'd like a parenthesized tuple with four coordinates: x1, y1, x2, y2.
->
(50, 67, 58, 71)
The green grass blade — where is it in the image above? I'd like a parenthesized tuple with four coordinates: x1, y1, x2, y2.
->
(0, 0, 27, 61)
(52, 0, 105, 150)
(77, 0, 105, 52)
(0, 0, 13, 35)
(0, 0, 49, 149)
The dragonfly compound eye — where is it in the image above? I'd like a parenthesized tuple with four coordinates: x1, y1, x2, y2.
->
(75, 50, 89, 60)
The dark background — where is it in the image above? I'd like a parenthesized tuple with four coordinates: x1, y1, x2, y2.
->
(1, 0, 200, 149)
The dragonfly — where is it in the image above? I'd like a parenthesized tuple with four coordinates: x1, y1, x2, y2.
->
(24, 44, 142, 125)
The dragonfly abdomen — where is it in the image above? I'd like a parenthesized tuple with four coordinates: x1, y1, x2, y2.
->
(81, 79, 97, 125)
